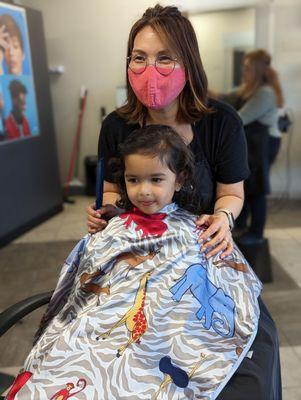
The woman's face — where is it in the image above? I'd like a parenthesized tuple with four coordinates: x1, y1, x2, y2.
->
(129, 26, 186, 111)
(132, 25, 178, 71)
(242, 58, 255, 84)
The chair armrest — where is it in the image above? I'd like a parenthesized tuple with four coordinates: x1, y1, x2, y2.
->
(0, 291, 53, 337)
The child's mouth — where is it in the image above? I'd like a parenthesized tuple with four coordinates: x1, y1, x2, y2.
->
(140, 201, 155, 207)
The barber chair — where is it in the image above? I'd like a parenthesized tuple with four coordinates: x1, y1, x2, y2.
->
(236, 238, 273, 283)
(0, 291, 53, 396)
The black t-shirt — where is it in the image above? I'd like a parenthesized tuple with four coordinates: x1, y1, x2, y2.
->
(98, 99, 249, 213)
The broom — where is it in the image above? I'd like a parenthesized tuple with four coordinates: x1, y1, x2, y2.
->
(64, 87, 88, 203)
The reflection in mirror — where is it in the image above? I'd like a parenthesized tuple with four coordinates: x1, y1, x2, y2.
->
(189, 8, 255, 92)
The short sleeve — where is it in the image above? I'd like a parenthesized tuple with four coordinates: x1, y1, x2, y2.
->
(214, 116, 250, 184)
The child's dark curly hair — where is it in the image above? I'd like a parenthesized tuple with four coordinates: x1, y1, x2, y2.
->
(110, 124, 201, 214)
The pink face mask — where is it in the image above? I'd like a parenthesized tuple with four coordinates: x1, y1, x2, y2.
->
(128, 65, 186, 110)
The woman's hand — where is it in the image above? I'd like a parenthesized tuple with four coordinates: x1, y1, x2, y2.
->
(195, 213, 234, 259)
(86, 203, 120, 234)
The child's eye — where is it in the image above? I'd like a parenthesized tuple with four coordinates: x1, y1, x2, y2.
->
(126, 178, 138, 183)
(152, 178, 163, 183)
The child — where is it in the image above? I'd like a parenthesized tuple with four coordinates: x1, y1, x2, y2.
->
(7, 125, 262, 400)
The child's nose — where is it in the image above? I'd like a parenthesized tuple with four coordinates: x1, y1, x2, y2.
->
(139, 182, 151, 195)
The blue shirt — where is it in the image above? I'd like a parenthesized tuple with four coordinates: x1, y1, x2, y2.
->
(238, 85, 280, 138)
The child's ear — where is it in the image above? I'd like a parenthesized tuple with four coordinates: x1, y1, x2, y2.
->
(175, 173, 185, 192)
(175, 183, 181, 192)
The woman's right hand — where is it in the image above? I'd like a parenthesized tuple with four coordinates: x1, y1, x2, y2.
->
(86, 203, 119, 234)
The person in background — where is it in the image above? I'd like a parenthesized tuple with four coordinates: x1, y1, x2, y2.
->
(86, 5, 281, 399)
(5, 79, 31, 140)
(212, 49, 284, 244)
(0, 14, 24, 75)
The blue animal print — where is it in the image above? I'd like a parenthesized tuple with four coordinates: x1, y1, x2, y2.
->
(170, 264, 235, 337)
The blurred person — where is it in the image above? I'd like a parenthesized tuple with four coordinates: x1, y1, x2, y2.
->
(211, 49, 284, 244)
(5, 79, 31, 140)
(0, 14, 24, 75)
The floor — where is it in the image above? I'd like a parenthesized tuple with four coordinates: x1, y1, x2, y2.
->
(1, 196, 301, 399)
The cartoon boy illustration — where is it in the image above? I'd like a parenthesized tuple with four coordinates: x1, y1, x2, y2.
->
(5, 79, 31, 140)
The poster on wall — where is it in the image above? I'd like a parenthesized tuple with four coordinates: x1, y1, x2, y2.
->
(0, 1, 39, 144)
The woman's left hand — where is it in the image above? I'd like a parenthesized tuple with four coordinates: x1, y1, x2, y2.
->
(195, 213, 234, 259)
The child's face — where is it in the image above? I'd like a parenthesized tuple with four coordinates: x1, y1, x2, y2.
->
(124, 154, 182, 214)
(5, 35, 24, 75)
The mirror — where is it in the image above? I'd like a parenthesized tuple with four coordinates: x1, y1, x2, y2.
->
(189, 7, 256, 92)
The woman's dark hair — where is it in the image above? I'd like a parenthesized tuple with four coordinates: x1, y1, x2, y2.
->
(117, 4, 212, 125)
(111, 125, 200, 213)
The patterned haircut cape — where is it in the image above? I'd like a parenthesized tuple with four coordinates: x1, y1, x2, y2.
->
(8, 203, 262, 400)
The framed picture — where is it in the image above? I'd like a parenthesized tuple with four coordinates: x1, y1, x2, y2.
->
(0, 1, 39, 144)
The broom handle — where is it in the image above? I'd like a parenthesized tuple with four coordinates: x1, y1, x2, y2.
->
(64, 88, 88, 198)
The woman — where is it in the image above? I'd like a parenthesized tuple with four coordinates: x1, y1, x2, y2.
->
(88, 5, 248, 259)
(87, 6, 281, 399)
(217, 49, 284, 244)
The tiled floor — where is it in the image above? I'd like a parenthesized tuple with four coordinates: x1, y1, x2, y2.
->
(1, 196, 301, 399)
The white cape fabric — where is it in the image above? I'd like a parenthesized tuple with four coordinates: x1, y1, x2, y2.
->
(10, 204, 262, 400)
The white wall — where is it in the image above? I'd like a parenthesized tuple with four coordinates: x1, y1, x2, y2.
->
(190, 8, 255, 92)
(18, 0, 301, 197)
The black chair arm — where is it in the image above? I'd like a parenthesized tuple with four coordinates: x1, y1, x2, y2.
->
(0, 291, 53, 337)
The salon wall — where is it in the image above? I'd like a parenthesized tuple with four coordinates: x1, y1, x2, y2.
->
(18, 0, 301, 198)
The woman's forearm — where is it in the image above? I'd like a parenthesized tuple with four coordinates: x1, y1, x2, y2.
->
(214, 195, 244, 220)
(214, 181, 244, 219)
(103, 191, 120, 206)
